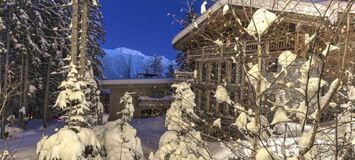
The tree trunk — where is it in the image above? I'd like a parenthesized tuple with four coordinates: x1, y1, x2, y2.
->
(1, 4, 13, 138)
(68, 0, 80, 129)
(42, 61, 51, 128)
(18, 53, 25, 129)
(70, 0, 80, 66)
(79, 0, 89, 78)
(22, 53, 29, 127)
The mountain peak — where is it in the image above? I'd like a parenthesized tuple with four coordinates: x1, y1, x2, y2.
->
(111, 47, 147, 57)
(101, 47, 175, 80)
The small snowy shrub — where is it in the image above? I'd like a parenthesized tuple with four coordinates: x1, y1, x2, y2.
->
(36, 127, 99, 160)
(92, 92, 144, 160)
(151, 82, 212, 160)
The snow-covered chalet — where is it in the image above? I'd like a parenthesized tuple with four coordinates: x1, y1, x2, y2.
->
(172, 0, 355, 120)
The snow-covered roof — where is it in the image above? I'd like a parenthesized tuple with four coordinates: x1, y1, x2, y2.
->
(99, 78, 175, 86)
(172, 0, 355, 48)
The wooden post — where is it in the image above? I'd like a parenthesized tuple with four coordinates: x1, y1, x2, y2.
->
(226, 61, 232, 84)
(199, 61, 203, 81)
(217, 62, 222, 83)
(207, 63, 212, 83)
(205, 89, 211, 112)
(216, 62, 222, 114)
(202, 47, 205, 60)
(197, 89, 202, 109)
(240, 41, 246, 105)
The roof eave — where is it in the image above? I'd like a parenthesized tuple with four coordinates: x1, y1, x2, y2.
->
(171, 0, 354, 51)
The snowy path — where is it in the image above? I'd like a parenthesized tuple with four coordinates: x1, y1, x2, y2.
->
(130, 117, 166, 157)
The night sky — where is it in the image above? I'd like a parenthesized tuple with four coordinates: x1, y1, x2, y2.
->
(100, 0, 191, 60)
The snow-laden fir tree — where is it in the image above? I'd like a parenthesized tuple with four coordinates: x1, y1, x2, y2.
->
(151, 82, 212, 160)
(82, 64, 104, 125)
(147, 54, 163, 77)
(0, 0, 72, 131)
(55, 62, 89, 130)
(77, 0, 104, 126)
(92, 92, 144, 160)
(38, 63, 103, 160)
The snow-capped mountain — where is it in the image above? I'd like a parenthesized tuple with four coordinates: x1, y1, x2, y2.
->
(101, 47, 175, 80)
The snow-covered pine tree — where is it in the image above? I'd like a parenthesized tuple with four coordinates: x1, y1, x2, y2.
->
(0, 0, 15, 139)
(78, 0, 104, 126)
(151, 82, 212, 160)
(147, 54, 163, 77)
(40, 0, 71, 128)
(117, 92, 135, 122)
(166, 63, 175, 78)
(55, 62, 89, 130)
(0, 0, 72, 131)
(86, 0, 105, 79)
(83, 64, 104, 125)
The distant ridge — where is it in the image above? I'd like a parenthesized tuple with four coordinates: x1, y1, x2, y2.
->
(101, 47, 175, 80)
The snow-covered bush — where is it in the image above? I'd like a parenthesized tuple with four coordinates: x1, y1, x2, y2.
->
(215, 47, 354, 159)
(36, 126, 102, 160)
(92, 92, 143, 160)
(151, 82, 212, 160)
(94, 121, 143, 160)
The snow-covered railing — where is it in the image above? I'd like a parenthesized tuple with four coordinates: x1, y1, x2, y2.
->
(137, 96, 172, 117)
(174, 70, 195, 83)
(186, 33, 296, 60)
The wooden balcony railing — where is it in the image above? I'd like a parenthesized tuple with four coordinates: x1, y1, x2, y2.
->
(174, 70, 195, 83)
(186, 33, 297, 61)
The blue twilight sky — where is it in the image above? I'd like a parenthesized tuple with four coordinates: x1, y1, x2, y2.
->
(100, 0, 193, 60)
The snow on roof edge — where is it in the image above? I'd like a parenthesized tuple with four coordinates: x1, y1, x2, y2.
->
(172, 0, 354, 49)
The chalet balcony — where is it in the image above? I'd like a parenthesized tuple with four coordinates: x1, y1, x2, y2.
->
(174, 70, 195, 83)
(186, 33, 297, 61)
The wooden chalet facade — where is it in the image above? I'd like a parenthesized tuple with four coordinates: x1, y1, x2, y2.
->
(172, 0, 355, 118)
(100, 79, 174, 120)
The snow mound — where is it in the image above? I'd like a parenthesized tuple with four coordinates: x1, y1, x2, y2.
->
(3, 127, 24, 138)
(36, 128, 86, 160)
(36, 126, 102, 160)
(93, 121, 144, 160)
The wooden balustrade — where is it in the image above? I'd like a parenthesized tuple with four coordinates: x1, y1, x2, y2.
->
(186, 33, 297, 61)
(174, 70, 195, 83)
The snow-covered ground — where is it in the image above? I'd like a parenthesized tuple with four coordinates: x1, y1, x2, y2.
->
(130, 116, 166, 157)
(1, 116, 247, 159)
(0, 120, 65, 160)
(0, 117, 166, 159)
